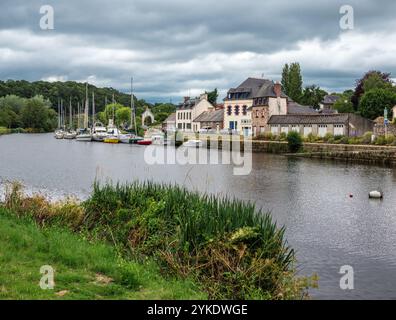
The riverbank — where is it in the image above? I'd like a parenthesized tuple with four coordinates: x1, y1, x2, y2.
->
(0, 181, 312, 300)
(182, 133, 396, 165)
(0, 207, 204, 299)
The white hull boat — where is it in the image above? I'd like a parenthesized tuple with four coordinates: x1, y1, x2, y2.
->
(183, 139, 203, 148)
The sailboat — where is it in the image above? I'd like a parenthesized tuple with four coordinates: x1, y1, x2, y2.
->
(76, 83, 92, 142)
(92, 92, 108, 142)
(64, 97, 77, 139)
(54, 98, 65, 139)
(104, 94, 121, 143)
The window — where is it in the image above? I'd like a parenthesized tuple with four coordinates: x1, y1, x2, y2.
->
(234, 105, 240, 116)
(318, 124, 328, 137)
(281, 125, 289, 134)
(255, 110, 259, 118)
(334, 124, 344, 136)
(227, 105, 232, 116)
(242, 105, 247, 115)
(186, 123, 191, 129)
(291, 125, 299, 132)
(178, 123, 182, 129)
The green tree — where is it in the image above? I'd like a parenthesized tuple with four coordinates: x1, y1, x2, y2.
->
(333, 91, 354, 113)
(281, 63, 303, 102)
(287, 131, 303, 153)
(352, 70, 393, 110)
(300, 85, 327, 109)
(281, 64, 290, 95)
(206, 88, 218, 105)
(20, 95, 56, 131)
(359, 88, 396, 120)
(115, 107, 131, 127)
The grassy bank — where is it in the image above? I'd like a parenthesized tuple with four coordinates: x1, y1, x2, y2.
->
(0, 208, 205, 299)
(1, 182, 313, 300)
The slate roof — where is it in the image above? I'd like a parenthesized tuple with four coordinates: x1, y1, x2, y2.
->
(177, 97, 199, 109)
(287, 101, 317, 114)
(322, 95, 340, 105)
(193, 109, 224, 122)
(163, 112, 176, 123)
(268, 114, 350, 125)
(253, 81, 288, 98)
(225, 78, 269, 100)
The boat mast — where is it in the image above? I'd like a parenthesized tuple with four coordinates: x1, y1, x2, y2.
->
(92, 91, 95, 126)
(69, 97, 72, 130)
(131, 77, 137, 133)
(57, 98, 61, 129)
(84, 82, 89, 129)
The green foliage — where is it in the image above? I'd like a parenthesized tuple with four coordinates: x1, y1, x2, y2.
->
(300, 85, 327, 109)
(206, 88, 219, 105)
(3, 181, 308, 300)
(333, 91, 354, 113)
(304, 133, 319, 143)
(359, 88, 396, 120)
(0, 208, 204, 300)
(287, 131, 303, 153)
(352, 70, 393, 109)
(115, 107, 131, 127)
(282, 62, 303, 103)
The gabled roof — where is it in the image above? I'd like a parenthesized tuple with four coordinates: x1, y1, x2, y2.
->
(193, 109, 224, 122)
(322, 95, 340, 105)
(253, 81, 288, 98)
(163, 112, 176, 123)
(287, 101, 317, 114)
(268, 114, 350, 125)
(226, 78, 269, 100)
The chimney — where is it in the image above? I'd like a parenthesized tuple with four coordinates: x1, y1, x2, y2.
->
(274, 81, 281, 98)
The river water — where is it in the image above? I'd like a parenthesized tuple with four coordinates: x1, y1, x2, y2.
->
(1, 133, 396, 299)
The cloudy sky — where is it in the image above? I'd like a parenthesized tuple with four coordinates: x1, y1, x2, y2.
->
(1, 0, 396, 102)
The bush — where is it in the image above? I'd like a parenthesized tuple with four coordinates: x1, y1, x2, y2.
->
(386, 134, 396, 145)
(2, 181, 311, 300)
(287, 131, 303, 153)
(339, 136, 349, 144)
(279, 132, 287, 141)
(361, 131, 373, 144)
(374, 136, 387, 145)
(304, 133, 319, 143)
(323, 133, 334, 143)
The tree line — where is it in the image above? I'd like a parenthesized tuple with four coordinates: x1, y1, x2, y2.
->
(281, 63, 396, 120)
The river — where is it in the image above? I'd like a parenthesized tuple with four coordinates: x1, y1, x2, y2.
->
(1, 133, 396, 299)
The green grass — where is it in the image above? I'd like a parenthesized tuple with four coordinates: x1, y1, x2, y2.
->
(0, 208, 206, 300)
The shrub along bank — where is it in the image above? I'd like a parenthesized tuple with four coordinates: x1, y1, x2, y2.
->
(1, 182, 313, 300)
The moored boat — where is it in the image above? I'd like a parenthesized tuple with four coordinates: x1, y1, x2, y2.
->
(92, 122, 108, 142)
(54, 130, 64, 139)
(76, 128, 92, 142)
(137, 139, 152, 146)
(182, 139, 203, 148)
(64, 131, 77, 139)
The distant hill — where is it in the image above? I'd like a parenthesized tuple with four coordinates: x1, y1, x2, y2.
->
(0, 80, 148, 115)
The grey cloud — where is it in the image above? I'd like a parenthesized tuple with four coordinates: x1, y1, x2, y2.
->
(1, 0, 396, 101)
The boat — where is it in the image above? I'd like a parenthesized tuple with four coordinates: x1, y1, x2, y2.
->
(369, 191, 383, 199)
(64, 131, 77, 139)
(76, 83, 92, 142)
(76, 128, 92, 142)
(151, 133, 165, 145)
(137, 140, 152, 146)
(129, 136, 144, 144)
(92, 122, 108, 142)
(182, 139, 203, 148)
(104, 121, 121, 144)
(54, 130, 64, 139)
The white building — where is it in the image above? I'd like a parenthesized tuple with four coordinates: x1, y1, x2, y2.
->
(176, 94, 214, 131)
(223, 78, 269, 136)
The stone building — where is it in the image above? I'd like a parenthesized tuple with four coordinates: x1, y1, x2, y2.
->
(223, 77, 269, 136)
(193, 108, 224, 132)
(268, 113, 373, 137)
(162, 112, 176, 131)
(176, 93, 215, 132)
